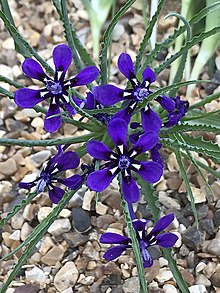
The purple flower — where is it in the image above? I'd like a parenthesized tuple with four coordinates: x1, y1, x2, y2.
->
(100, 214, 178, 267)
(14, 44, 99, 132)
(157, 96, 189, 127)
(19, 145, 82, 203)
(86, 118, 163, 203)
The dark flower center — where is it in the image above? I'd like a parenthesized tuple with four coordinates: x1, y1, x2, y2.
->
(118, 155, 130, 170)
(36, 172, 51, 192)
(46, 80, 62, 95)
(133, 87, 149, 101)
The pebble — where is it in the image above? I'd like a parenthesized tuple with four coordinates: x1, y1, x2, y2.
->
(155, 268, 173, 283)
(83, 241, 100, 261)
(112, 23, 125, 41)
(25, 266, 47, 283)
(63, 232, 89, 248)
(54, 262, 79, 292)
(21, 222, 33, 241)
(206, 239, 220, 256)
(30, 150, 51, 167)
(214, 209, 220, 226)
(11, 211, 25, 229)
(96, 214, 116, 229)
(9, 230, 20, 241)
(163, 284, 178, 293)
(39, 236, 55, 255)
(48, 219, 71, 236)
(188, 187, 206, 203)
(182, 226, 205, 249)
(60, 288, 73, 293)
(71, 207, 91, 233)
(37, 207, 53, 222)
(0, 158, 17, 176)
(195, 262, 207, 274)
(122, 277, 139, 293)
(82, 190, 95, 211)
(158, 192, 181, 210)
(195, 274, 211, 287)
(41, 246, 65, 266)
(210, 272, 220, 287)
(189, 285, 208, 293)
(14, 284, 40, 293)
(96, 202, 108, 215)
(200, 218, 214, 235)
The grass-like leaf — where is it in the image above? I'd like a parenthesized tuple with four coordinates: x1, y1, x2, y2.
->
(0, 189, 81, 292)
(135, 0, 165, 72)
(189, 91, 220, 110)
(61, 0, 83, 72)
(0, 11, 54, 75)
(0, 75, 24, 88)
(0, 192, 37, 229)
(99, 0, 136, 84)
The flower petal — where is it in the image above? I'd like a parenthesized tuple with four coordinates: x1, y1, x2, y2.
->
(71, 66, 99, 86)
(103, 245, 130, 261)
(87, 168, 115, 192)
(49, 185, 65, 204)
(151, 143, 163, 167)
(112, 106, 133, 124)
(136, 161, 163, 183)
(44, 100, 62, 133)
(100, 232, 130, 244)
(122, 176, 140, 203)
(57, 151, 80, 170)
(142, 67, 156, 84)
(149, 214, 175, 237)
(141, 107, 162, 133)
(156, 232, 178, 248)
(14, 88, 46, 108)
(118, 53, 136, 80)
(142, 249, 154, 268)
(85, 91, 95, 110)
(22, 58, 46, 81)
(133, 131, 159, 154)
(19, 181, 35, 189)
(108, 118, 128, 147)
(156, 95, 175, 111)
(132, 219, 149, 231)
(93, 85, 124, 106)
(53, 44, 72, 74)
(86, 140, 112, 160)
(60, 174, 82, 189)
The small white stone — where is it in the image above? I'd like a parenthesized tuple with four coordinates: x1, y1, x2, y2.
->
(163, 284, 178, 293)
(48, 219, 71, 236)
(38, 207, 53, 222)
(9, 230, 20, 241)
(156, 268, 173, 283)
(195, 262, 207, 274)
(54, 262, 79, 291)
(61, 288, 73, 293)
(25, 266, 47, 283)
(96, 202, 108, 215)
(159, 257, 168, 267)
(189, 285, 208, 293)
(60, 209, 71, 218)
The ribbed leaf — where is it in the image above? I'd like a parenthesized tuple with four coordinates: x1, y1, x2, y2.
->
(135, 0, 165, 72)
(0, 75, 23, 88)
(138, 2, 220, 71)
(189, 91, 220, 110)
(0, 189, 81, 292)
(99, 0, 136, 84)
(0, 0, 30, 57)
(154, 25, 220, 75)
(52, 0, 95, 67)
(0, 11, 54, 75)
(0, 192, 37, 229)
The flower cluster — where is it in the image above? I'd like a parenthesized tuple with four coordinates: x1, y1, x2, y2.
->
(16, 44, 188, 270)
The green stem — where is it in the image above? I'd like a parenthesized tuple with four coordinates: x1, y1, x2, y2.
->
(0, 134, 94, 147)
(0, 75, 24, 88)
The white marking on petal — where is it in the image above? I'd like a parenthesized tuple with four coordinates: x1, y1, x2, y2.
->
(144, 80, 150, 87)
(130, 150, 137, 157)
(51, 98, 57, 105)
(64, 80, 71, 86)
(43, 77, 48, 82)
(51, 167, 59, 174)
(124, 169, 129, 176)
(109, 166, 118, 174)
(57, 71, 63, 80)
(110, 154, 117, 159)
(63, 95, 70, 102)
(40, 91, 49, 98)
(131, 78, 138, 85)
(129, 103, 136, 109)
(123, 91, 131, 97)
(118, 144, 124, 154)
(132, 163, 141, 170)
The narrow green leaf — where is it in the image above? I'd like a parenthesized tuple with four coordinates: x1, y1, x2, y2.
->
(0, 75, 24, 88)
(153, 25, 220, 75)
(0, 189, 81, 292)
(173, 145, 199, 227)
(0, 192, 37, 229)
(61, 0, 83, 72)
(189, 91, 220, 110)
(0, 0, 30, 57)
(99, 0, 136, 84)
(135, 0, 165, 72)
(0, 11, 54, 75)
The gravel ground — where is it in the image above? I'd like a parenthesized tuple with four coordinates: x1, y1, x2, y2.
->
(0, 0, 220, 292)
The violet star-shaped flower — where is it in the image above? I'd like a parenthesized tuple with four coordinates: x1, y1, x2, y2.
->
(93, 53, 174, 124)
(86, 118, 163, 203)
(14, 44, 99, 132)
(19, 145, 82, 203)
(159, 96, 189, 127)
(100, 214, 178, 267)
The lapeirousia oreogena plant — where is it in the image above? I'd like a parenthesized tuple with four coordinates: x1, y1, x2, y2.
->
(0, 0, 220, 292)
